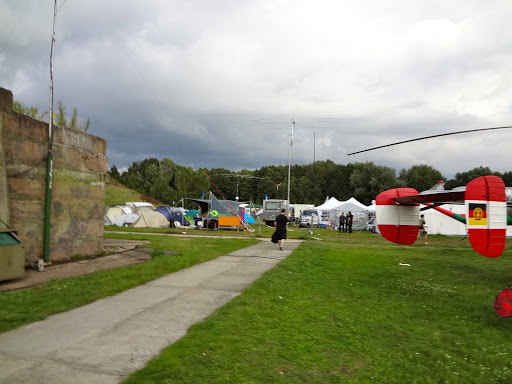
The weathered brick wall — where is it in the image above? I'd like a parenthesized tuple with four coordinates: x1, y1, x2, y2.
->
(0, 87, 107, 262)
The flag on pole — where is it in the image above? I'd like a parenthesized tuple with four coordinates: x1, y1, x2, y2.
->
(169, 173, 177, 190)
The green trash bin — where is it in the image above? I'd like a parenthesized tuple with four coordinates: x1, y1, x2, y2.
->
(0, 229, 25, 281)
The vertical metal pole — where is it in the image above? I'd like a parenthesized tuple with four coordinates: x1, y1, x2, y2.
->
(313, 121, 316, 164)
(287, 118, 294, 204)
(43, 0, 58, 262)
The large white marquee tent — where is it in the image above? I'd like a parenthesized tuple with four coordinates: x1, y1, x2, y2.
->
(314, 197, 369, 228)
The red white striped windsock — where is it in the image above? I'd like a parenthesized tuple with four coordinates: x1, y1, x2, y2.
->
(376, 188, 420, 245)
(465, 176, 507, 258)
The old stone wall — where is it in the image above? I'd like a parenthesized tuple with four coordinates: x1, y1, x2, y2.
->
(0, 87, 107, 262)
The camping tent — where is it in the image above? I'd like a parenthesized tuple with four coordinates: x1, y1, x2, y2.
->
(104, 215, 113, 226)
(190, 194, 243, 218)
(114, 213, 140, 227)
(185, 209, 201, 218)
(133, 211, 170, 228)
(105, 205, 134, 224)
(125, 202, 155, 214)
(329, 201, 369, 230)
(314, 197, 344, 226)
(155, 206, 187, 226)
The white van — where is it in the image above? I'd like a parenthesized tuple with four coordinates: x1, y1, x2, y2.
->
(299, 209, 319, 228)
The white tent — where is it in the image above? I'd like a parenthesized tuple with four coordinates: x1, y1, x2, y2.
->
(314, 197, 344, 226)
(344, 197, 368, 209)
(420, 204, 512, 236)
(125, 202, 155, 215)
(114, 213, 140, 227)
(330, 201, 369, 230)
(375, 203, 512, 236)
(105, 205, 134, 224)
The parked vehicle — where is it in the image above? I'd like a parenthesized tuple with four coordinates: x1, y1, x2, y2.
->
(289, 203, 314, 223)
(261, 199, 289, 226)
(299, 209, 319, 228)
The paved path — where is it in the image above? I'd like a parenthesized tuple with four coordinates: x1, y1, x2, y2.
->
(0, 239, 302, 383)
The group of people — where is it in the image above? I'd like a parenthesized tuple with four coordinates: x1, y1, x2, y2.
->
(338, 211, 353, 233)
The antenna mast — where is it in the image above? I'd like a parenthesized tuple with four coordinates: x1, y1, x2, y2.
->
(43, 0, 58, 263)
(287, 118, 294, 203)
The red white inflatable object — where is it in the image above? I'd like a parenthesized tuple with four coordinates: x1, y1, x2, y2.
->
(494, 288, 512, 317)
(465, 176, 507, 258)
(376, 188, 420, 245)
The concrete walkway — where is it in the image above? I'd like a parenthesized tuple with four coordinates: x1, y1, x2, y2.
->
(0, 239, 302, 384)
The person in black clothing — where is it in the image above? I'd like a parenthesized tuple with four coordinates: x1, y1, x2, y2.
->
(274, 208, 289, 251)
(346, 211, 353, 233)
(338, 212, 346, 233)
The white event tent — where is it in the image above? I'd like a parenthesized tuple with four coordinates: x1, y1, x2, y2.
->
(315, 197, 369, 228)
(314, 197, 344, 226)
(329, 198, 369, 230)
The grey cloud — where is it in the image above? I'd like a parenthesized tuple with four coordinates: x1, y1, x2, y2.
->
(1, 0, 511, 181)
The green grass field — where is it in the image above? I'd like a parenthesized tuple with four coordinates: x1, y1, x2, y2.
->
(123, 234, 512, 384)
(0, 236, 257, 333)
(2, 229, 512, 383)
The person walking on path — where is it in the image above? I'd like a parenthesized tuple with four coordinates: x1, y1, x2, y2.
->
(346, 211, 354, 233)
(338, 212, 346, 233)
(274, 208, 289, 251)
(419, 214, 428, 244)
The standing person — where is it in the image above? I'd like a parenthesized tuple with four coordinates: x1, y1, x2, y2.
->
(419, 214, 428, 244)
(274, 208, 289, 251)
(346, 211, 354, 233)
(338, 212, 346, 233)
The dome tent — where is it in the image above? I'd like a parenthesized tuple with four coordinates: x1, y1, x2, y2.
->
(155, 206, 187, 226)
(105, 205, 133, 224)
(133, 211, 170, 228)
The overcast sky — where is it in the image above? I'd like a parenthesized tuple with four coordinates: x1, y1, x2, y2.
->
(1, 0, 511, 179)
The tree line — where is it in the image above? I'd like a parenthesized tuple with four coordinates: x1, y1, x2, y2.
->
(109, 159, 512, 208)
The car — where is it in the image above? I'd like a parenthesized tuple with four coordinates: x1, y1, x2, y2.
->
(299, 209, 319, 228)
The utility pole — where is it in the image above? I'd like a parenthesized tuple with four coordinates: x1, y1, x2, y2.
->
(313, 120, 316, 164)
(43, 0, 58, 264)
(287, 118, 294, 204)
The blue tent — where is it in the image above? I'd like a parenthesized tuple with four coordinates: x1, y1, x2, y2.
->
(155, 206, 186, 226)
(244, 212, 257, 224)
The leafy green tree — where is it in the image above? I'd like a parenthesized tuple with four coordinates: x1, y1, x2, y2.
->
(208, 168, 238, 199)
(350, 162, 404, 205)
(399, 164, 445, 192)
(112, 155, 512, 210)
(502, 171, 512, 186)
(445, 166, 500, 189)
(109, 165, 121, 181)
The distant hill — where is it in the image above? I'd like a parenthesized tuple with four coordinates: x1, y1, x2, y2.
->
(105, 178, 164, 207)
